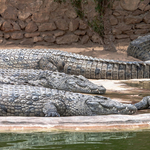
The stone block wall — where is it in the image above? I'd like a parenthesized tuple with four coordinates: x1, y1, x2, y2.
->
(0, 0, 101, 46)
(108, 0, 150, 45)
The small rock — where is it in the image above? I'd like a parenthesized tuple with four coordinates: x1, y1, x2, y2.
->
(134, 29, 148, 34)
(81, 35, 89, 44)
(109, 15, 118, 26)
(56, 34, 79, 44)
(74, 30, 86, 36)
(1, 21, 13, 32)
(0, 37, 3, 43)
(32, 11, 50, 23)
(38, 22, 56, 32)
(120, 0, 140, 11)
(18, 20, 27, 29)
(143, 12, 150, 24)
(20, 39, 33, 45)
(12, 22, 21, 31)
(33, 36, 43, 43)
(144, 5, 150, 11)
(115, 34, 129, 39)
(11, 32, 24, 40)
(44, 36, 55, 43)
(0, 32, 3, 37)
(53, 31, 65, 37)
(138, 0, 150, 11)
(124, 15, 143, 25)
(132, 10, 145, 16)
(55, 19, 68, 31)
(18, 11, 31, 21)
(1, 6, 18, 20)
(135, 23, 150, 29)
(25, 21, 38, 33)
(79, 20, 87, 30)
(65, 9, 77, 19)
(69, 19, 79, 31)
(91, 33, 101, 43)
(25, 32, 40, 38)
(4, 33, 10, 39)
(130, 34, 141, 40)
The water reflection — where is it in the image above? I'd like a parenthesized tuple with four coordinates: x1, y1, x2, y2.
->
(0, 132, 136, 150)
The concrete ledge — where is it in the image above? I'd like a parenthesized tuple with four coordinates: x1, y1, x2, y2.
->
(0, 114, 150, 133)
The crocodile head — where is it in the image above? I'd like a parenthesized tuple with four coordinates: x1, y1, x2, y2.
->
(64, 75, 106, 94)
(86, 96, 137, 115)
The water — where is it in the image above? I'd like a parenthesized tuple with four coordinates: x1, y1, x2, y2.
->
(0, 131, 150, 150)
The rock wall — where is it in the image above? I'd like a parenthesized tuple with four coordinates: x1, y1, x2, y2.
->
(0, 0, 101, 46)
(0, 0, 150, 47)
(108, 0, 150, 45)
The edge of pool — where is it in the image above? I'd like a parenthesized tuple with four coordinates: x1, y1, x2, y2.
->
(0, 114, 150, 133)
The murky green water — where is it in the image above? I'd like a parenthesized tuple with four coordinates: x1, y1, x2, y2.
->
(0, 131, 150, 150)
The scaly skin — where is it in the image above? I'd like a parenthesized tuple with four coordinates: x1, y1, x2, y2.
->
(0, 68, 106, 94)
(1, 48, 150, 79)
(0, 84, 137, 116)
(127, 34, 150, 61)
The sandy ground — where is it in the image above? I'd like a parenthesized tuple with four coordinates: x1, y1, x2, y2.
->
(0, 43, 139, 61)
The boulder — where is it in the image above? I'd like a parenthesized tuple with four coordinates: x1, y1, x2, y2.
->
(69, 20, 79, 31)
(143, 12, 150, 24)
(120, 0, 140, 11)
(109, 15, 118, 26)
(38, 22, 56, 32)
(11, 32, 24, 40)
(124, 15, 143, 25)
(56, 34, 79, 44)
(55, 19, 68, 31)
(1, 6, 18, 20)
(25, 22, 38, 32)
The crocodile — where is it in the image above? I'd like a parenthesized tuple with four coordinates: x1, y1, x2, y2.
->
(127, 34, 150, 61)
(0, 48, 150, 80)
(0, 84, 137, 116)
(0, 68, 106, 94)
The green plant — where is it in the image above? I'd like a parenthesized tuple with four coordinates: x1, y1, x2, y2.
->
(88, 16, 104, 37)
(54, 0, 114, 37)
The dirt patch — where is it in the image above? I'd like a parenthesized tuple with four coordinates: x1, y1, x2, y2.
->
(0, 43, 139, 61)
